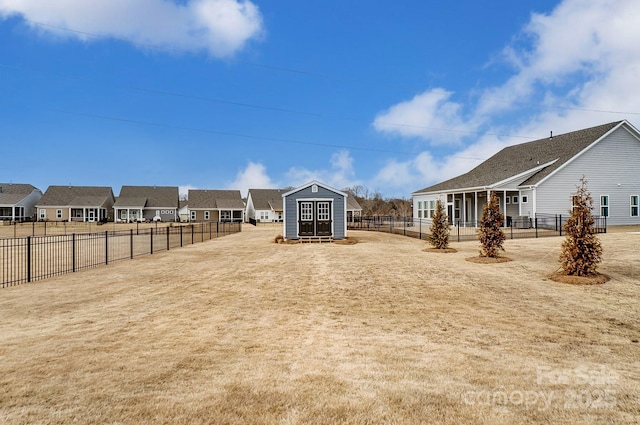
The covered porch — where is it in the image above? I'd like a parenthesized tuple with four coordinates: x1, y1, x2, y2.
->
(0, 206, 28, 222)
(442, 189, 530, 228)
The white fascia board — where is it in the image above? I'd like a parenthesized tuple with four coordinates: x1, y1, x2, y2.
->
(282, 180, 348, 198)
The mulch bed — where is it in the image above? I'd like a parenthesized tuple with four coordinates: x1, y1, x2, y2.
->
(465, 256, 512, 264)
(547, 271, 610, 285)
(423, 247, 458, 253)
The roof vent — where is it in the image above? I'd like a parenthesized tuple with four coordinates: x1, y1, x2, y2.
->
(549, 131, 553, 139)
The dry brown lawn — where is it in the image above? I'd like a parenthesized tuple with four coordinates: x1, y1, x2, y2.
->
(0, 224, 638, 424)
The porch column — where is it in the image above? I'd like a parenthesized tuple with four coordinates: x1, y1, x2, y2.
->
(503, 190, 507, 228)
(69, 208, 72, 222)
(11, 206, 15, 222)
(83, 208, 86, 222)
(462, 193, 466, 227)
(474, 191, 478, 227)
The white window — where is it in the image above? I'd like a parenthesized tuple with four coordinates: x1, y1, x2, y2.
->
(220, 211, 231, 220)
(512, 196, 518, 204)
(260, 211, 269, 220)
(190, 211, 196, 221)
(600, 195, 609, 217)
(56, 209, 62, 219)
(631, 195, 639, 217)
(312, 184, 318, 193)
(521, 196, 528, 203)
(204, 211, 210, 220)
(301, 202, 313, 221)
(317, 202, 330, 220)
(39, 209, 46, 220)
(429, 200, 436, 218)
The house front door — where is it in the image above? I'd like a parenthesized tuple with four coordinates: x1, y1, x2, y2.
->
(88, 209, 95, 222)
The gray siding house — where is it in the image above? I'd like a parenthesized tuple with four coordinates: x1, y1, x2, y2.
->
(412, 120, 640, 227)
(114, 186, 179, 222)
(246, 188, 286, 222)
(282, 181, 347, 240)
(0, 183, 43, 222)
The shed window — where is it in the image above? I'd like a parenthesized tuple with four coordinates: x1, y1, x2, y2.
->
(631, 195, 639, 217)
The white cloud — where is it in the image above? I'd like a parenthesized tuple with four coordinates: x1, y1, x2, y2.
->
(178, 184, 198, 199)
(286, 150, 361, 191)
(0, 0, 264, 57)
(227, 161, 275, 197)
(371, 0, 640, 198)
(372, 90, 471, 144)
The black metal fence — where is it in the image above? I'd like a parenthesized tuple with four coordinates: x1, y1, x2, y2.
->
(1, 222, 241, 288)
(348, 214, 607, 243)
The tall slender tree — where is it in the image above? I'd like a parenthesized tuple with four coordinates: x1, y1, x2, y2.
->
(428, 199, 450, 249)
(559, 177, 602, 276)
(478, 192, 505, 257)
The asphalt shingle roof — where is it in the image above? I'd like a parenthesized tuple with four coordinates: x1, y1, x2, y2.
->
(414, 121, 622, 194)
(116, 186, 178, 208)
(248, 189, 286, 211)
(38, 186, 114, 207)
(189, 190, 244, 209)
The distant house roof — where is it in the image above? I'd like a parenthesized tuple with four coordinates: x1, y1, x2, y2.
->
(346, 196, 362, 211)
(413, 121, 623, 194)
(0, 183, 40, 205)
(115, 186, 178, 208)
(248, 188, 286, 212)
(189, 190, 244, 210)
(38, 186, 114, 207)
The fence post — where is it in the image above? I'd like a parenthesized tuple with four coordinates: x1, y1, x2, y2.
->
(105, 231, 108, 265)
(201, 223, 204, 242)
(535, 218, 538, 238)
(457, 220, 460, 242)
(136, 221, 139, 235)
(209, 222, 212, 240)
(180, 225, 183, 247)
(26, 236, 31, 282)
(150, 228, 153, 254)
(44, 220, 47, 236)
(191, 225, 194, 244)
(510, 221, 513, 240)
(403, 216, 406, 236)
(166, 226, 170, 251)
(72, 233, 76, 272)
(419, 219, 422, 240)
(216, 222, 219, 236)
(130, 229, 133, 259)
(559, 214, 562, 236)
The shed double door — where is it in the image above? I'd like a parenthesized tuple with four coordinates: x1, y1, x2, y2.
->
(299, 201, 332, 237)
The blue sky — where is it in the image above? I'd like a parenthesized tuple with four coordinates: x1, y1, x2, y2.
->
(1, 0, 639, 199)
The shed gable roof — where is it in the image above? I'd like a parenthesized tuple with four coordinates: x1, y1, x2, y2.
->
(413, 121, 623, 194)
(189, 190, 244, 209)
(38, 186, 114, 207)
(282, 180, 347, 198)
(248, 189, 286, 211)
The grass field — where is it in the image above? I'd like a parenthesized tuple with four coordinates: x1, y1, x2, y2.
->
(0, 224, 638, 424)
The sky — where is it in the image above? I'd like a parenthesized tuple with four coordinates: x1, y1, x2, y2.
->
(1, 0, 640, 199)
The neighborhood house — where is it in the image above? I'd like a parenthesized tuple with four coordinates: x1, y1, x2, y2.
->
(35, 186, 115, 222)
(412, 120, 640, 227)
(113, 185, 179, 222)
(0, 183, 42, 222)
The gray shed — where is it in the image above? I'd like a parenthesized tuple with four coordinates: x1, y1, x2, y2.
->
(282, 181, 347, 240)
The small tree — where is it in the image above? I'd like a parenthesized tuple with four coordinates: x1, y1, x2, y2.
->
(559, 177, 602, 276)
(428, 200, 450, 249)
(478, 192, 505, 257)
